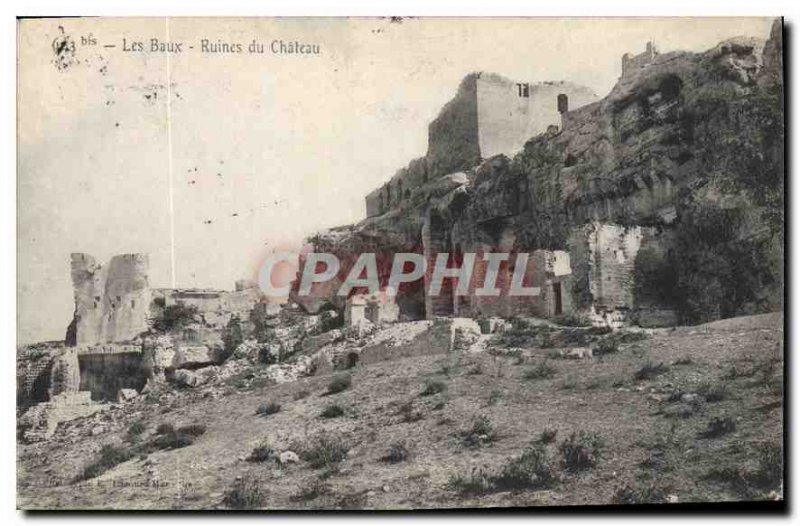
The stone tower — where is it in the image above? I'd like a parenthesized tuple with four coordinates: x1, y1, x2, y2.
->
(65, 253, 151, 346)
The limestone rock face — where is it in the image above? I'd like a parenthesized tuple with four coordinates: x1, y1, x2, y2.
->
(66, 253, 150, 346)
(172, 345, 217, 369)
(48, 348, 80, 396)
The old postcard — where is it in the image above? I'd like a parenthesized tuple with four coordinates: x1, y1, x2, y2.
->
(16, 17, 784, 510)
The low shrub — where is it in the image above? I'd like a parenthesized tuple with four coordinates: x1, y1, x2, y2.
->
(291, 479, 329, 502)
(293, 389, 311, 401)
(592, 339, 619, 356)
(152, 303, 198, 332)
(150, 423, 205, 450)
(561, 375, 578, 390)
(538, 428, 558, 444)
(177, 424, 206, 437)
(634, 362, 669, 381)
(494, 443, 557, 491)
(397, 400, 423, 423)
(248, 441, 274, 463)
(381, 441, 410, 463)
(223, 476, 265, 509)
(300, 434, 349, 469)
(466, 363, 484, 375)
(447, 466, 494, 496)
(155, 423, 174, 435)
(612, 482, 669, 504)
(698, 417, 736, 439)
(75, 444, 136, 482)
(523, 360, 556, 381)
(320, 402, 346, 419)
(462, 415, 496, 448)
(126, 420, 146, 441)
(420, 378, 447, 396)
(326, 373, 352, 395)
(698, 382, 730, 403)
(256, 401, 282, 416)
(559, 431, 605, 471)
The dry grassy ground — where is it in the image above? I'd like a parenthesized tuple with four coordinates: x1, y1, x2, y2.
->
(17, 312, 783, 510)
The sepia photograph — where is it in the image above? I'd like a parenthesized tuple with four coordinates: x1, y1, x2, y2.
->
(15, 15, 784, 511)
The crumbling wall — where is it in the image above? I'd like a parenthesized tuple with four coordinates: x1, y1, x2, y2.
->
(426, 74, 481, 178)
(67, 253, 150, 346)
(312, 27, 783, 328)
(152, 282, 262, 331)
(476, 75, 598, 159)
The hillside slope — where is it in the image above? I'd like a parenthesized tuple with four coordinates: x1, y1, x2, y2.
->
(17, 312, 783, 510)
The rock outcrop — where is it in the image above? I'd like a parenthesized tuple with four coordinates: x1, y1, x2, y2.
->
(297, 21, 784, 327)
(66, 253, 150, 346)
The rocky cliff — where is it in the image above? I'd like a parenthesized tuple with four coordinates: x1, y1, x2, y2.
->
(297, 20, 783, 326)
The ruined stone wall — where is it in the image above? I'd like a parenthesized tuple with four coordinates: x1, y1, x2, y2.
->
(568, 222, 657, 325)
(426, 74, 481, 179)
(310, 26, 782, 328)
(476, 75, 598, 159)
(621, 42, 658, 77)
(67, 253, 150, 346)
(17, 352, 55, 407)
(152, 284, 262, 330)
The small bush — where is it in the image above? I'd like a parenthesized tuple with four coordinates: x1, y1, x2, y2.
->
(539, 428, 558, 444)
(466, 363, 484, 375)
(699, 417, 736, 439)
(155, 423, 175, 435)
(177, 424, 206, 437)
(75, 444, 136, 482)
(336, 491, 368, 510)
(381, 441, 410, 463)
(613, 482, 669, 504)
(592, 339, 619, 356)
(291, 479, 329, 502)
(559, 431, 605, 471)
(256, 401, 282, 416)
(462, 415, 496, 448)
(634, 362, 669, 381)
(698, 382, 730, 403)
(248, 441, 274, 463)
(126, 420, 146, 441)
(447, 466, 494, 496)
(152, 303, 198, 332)
(421, 378, 447, 396)
(494, 443, 557, 491)
(326, 374, 352, 395)
(487, 389, 503, 406)
(320, 402, 346, 419)
(561, 375, 578, 390)
(223, 476, 265, 509)
(150, 423, 205, 450)
(294, 389, 311, 401)
(397, 400, 423, 423)
(523, 360, 556, 381)
(300, 434, 349, 469)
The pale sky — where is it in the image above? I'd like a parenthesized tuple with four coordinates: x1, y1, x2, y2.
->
(17, 17, 774, 343)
